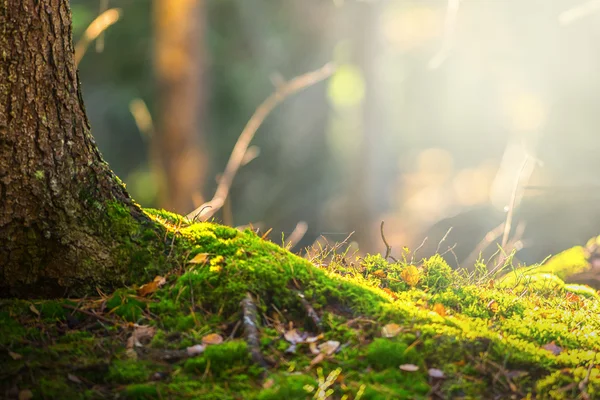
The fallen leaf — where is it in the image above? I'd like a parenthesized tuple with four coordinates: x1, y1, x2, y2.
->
(400, 265, 420, 287)
(8, 351, 22, 360)
(186, 344, 206, 356)
(542, 341, 563, 355)
(262, 378, 275, 389)
(372, 269, 387, 279)
(137, 281, 159, 297)
(189, 253, 209, 264)
(428, 368, 445, 379)
(399, 364, 419, 372)
(126, 325, 156, 349)
(284, 329, 305, 344)
(382, 323, 402, 338)
(310, 353, 326, 366)
(318, 340, 340, 356)
(382, 288, 398, 300)
(67, 373, 82, 384)
(565, 292, 581, 304)
(202, 333, 224, 345)
(309, 342, 320, 354)
(18, 389, 33, 400)
(285, 344, 297, 354)
(29, 304, 40, 317)
(433, 303, 446, 317)
(306, 334, 324, 343)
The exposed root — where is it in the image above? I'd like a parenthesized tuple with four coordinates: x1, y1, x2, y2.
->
(296, 291, 322, 331)
(240, 293, 270, 371)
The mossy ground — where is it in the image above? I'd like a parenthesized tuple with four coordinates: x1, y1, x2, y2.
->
(2, 209, 600, 399)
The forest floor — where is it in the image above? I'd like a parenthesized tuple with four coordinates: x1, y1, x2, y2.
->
(2, 209, 600, 400)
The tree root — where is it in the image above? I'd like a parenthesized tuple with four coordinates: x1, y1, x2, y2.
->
(296, 291, 322, 331)
(241, 293, 270, 371)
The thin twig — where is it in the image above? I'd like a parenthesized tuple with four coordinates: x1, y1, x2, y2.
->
(295, 291, 322, 331)
(380, 221, 392, 260)
(410, 237, 428, 264)
(436, 227, 453, 254)
(578, 354, 596, 400)
(501, 155, 530, 249)
(61, 304, 120, 326)
(74, 8, 121, 66)
(241, 293, 270, 371)
(186, 63, 336, 221)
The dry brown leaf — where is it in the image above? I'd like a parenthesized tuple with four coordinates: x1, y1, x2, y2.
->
(29, 304, 40, 317)
(400, 265, 420, 287)
(382, 323, 402, 338)
(202, 333, 224, 345)
(399, 364, 419, 372)
(8, 351, 22, 360)
(189, 253, 209, 264)
(433, 303, 446, 317)
(372, 269, 387, 278)
(18, 390, 33, 400)
(137, 281, 159, 297)
(309, 342, 320, 355)
(126, 325, 156, 349)
(310, 352, 326, 366)
(284, 328, 304, 344)
(319, 340, 340, 356)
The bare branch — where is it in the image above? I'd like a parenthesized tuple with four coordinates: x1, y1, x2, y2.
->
(186, 63, 336, 221)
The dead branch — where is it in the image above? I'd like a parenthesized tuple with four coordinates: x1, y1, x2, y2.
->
(380, 221, 392, 260)
(186, 63, 336, 221)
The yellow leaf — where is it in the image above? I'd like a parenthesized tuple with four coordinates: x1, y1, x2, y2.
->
(400, 265, 420, 287)
(29, 304, 40, 317)
(202, 333, 224, 345)
(381, 323, 402, 338)
(189, 253, 209, 264)
(372, 269, 387, 279)
(9, 351, 22, 360)
(137, 281, 159, 297)
(433, 303, 446, 317)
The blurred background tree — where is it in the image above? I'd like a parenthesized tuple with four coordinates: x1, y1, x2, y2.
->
(71, 0, 600, 266)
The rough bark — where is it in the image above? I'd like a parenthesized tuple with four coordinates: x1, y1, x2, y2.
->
(154, 0, 207, 214)
(0, 0, 166, 298)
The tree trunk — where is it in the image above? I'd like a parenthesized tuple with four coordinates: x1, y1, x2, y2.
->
(0, 0, 166, 298)
(154, 0, 207, 214)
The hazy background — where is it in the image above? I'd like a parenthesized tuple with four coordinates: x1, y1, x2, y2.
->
(72, 0, 600, 267)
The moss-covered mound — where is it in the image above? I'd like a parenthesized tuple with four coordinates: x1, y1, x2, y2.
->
(2, 209, 600, 399)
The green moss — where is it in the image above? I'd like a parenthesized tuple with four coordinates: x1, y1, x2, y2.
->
(108, 360, 152, 384)
(184, 340, 250, 378)
(257, 374, 316, 400)
(366, 338, 422, 370)
(122, 383, 159, 400)
(105, 289, 146, 322)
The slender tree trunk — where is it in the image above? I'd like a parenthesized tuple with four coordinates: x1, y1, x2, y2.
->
(154, 0, 207, 214)
(0, 0, 166, 298)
